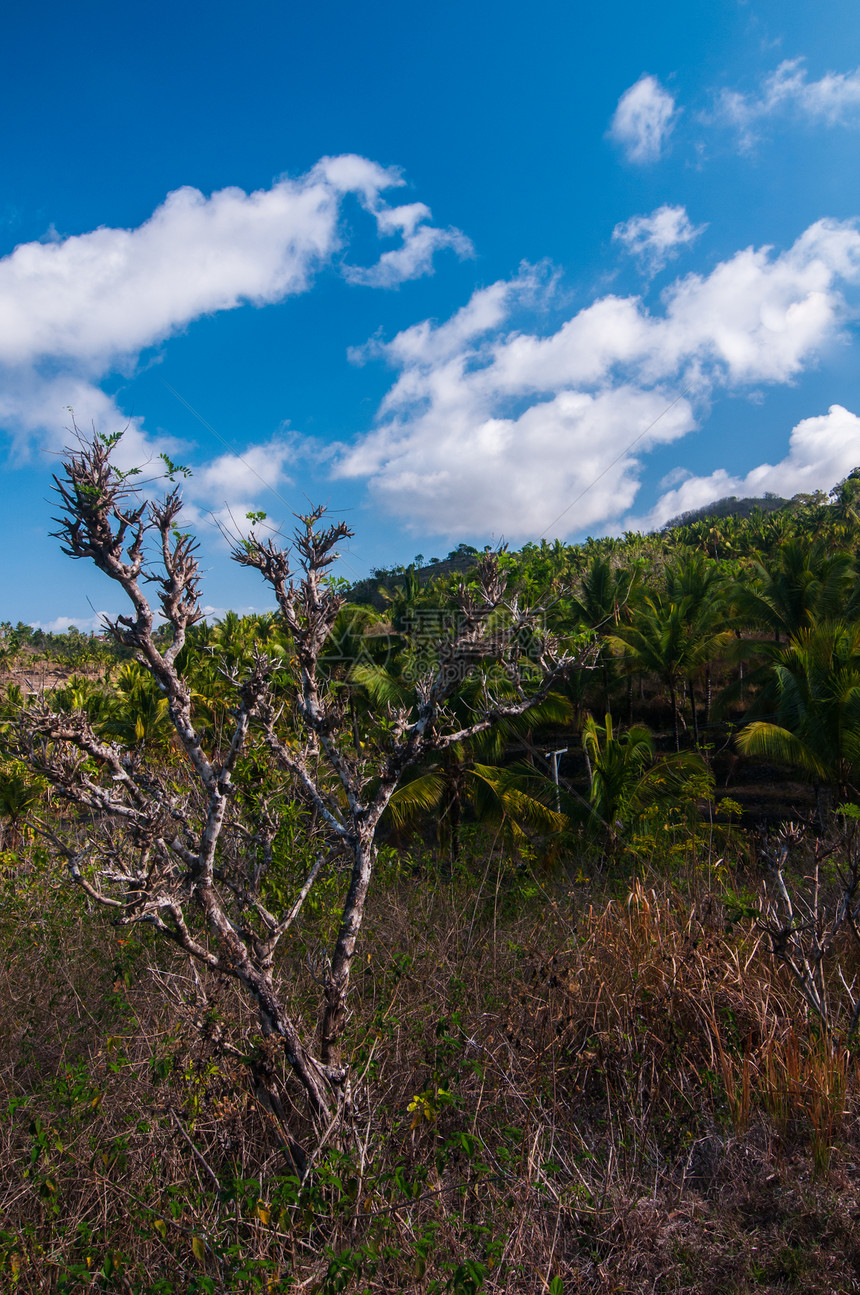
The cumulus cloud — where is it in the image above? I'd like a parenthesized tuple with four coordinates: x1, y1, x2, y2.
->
(0, 157, 468, 371)
(0, 154, 469, 468)
(0, 152, 475, 569)
(333, 220, 860, 540)
(718, 59, 860, 148)
(612, 205, 707, 275)
(0, 373, 147, 462)
(341, 383, 694, 538)
(628, 405, 860, 531)
(610, 75, 678, 163)
(187, 437, 296, 506)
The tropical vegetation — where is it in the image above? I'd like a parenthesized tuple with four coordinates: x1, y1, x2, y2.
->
(1, 453, 860, 1292)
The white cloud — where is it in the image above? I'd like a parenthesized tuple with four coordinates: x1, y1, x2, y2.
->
(629, 404, 860, 531)
(174, 435, 301, 543)
(610, 75, 678, 163)
(341, 384, 695, 539)
(0, 155, 469, 465)
(187, 437, 296, 506)
(0, 157, 469, 370)
(29, 613, 118, 635)
(345, 202, 473, 288)
(718, 59, 860, 148)
(0, 373, 145, 461)
(333, 220, 860, 540)
(0, 378, 300, 553)
(652, 218, 860, 384)
(30, 602, 275, 634)
(613, 205, 707, 275)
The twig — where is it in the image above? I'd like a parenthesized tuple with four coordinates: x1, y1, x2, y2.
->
(168, 1107, 221, 1190)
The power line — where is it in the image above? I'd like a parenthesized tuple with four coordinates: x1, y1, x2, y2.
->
(161, 379, 295, 515)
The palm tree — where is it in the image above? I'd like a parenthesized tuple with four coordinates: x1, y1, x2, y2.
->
(53, 673, 114, 724)
(736, 621, 860, 805)
(828, 469, 860, 541)
(609, 593, 733, 750)
(379, 564, 422, 631)
(387, 749, 567, 863)
(581, 714, 654, 838)
(0, 760, 42, 849)
(663, 552, 730, 740)
(717, 540, 856, 725)
(733, 539, 853, 644)
(99, 663, 176, 754)
(570, 555, 641, 719)
(579, 713, 712, 844)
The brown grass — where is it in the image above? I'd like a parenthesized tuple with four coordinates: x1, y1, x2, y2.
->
(2, 844, 860, 1293)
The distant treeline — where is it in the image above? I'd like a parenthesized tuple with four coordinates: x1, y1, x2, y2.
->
(663, 492, 789, 529)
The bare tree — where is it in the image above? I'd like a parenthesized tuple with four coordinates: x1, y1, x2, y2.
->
(757, 817, 860, 1041)
(17, 434, 589, 1147)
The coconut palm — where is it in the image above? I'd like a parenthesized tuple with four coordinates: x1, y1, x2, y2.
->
(387, 751, 567, 863)
(736, 621, 860, 803)
(663, 552, 731, 739)
(609, 593, 734, 750)
(716, 540, 856, 724)
(828, 469, 860, 539)
(732, 539, 853, 644)
(53, 673, 114, 726)
(378, 563, 422, 632)
(570, 554, 642, 719)
(99, 663, 175, 754)
(0, 760, 42, 849)
(320, 603, 393, 679)
(579, 713, 712, 843)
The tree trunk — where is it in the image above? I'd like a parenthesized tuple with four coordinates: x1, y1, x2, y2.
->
(248, 971, 335, 1123)
(449, 779, 462, 866)
(669, 682, 680, 751)
(320, 829, 377, 1072)
(688, 677, 699, 747)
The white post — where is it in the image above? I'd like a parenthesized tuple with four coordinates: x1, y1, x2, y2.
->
(545, 747, 568, 814)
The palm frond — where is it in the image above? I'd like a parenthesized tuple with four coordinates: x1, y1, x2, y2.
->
(348, 662, 412, 708)
(385, 772, 446, 828)
(737, 721, 830, 783)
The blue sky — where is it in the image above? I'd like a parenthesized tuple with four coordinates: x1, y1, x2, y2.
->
(3, 0, 860, 627)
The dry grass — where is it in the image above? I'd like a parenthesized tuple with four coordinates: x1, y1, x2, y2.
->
(2, 844, 860, 1293)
